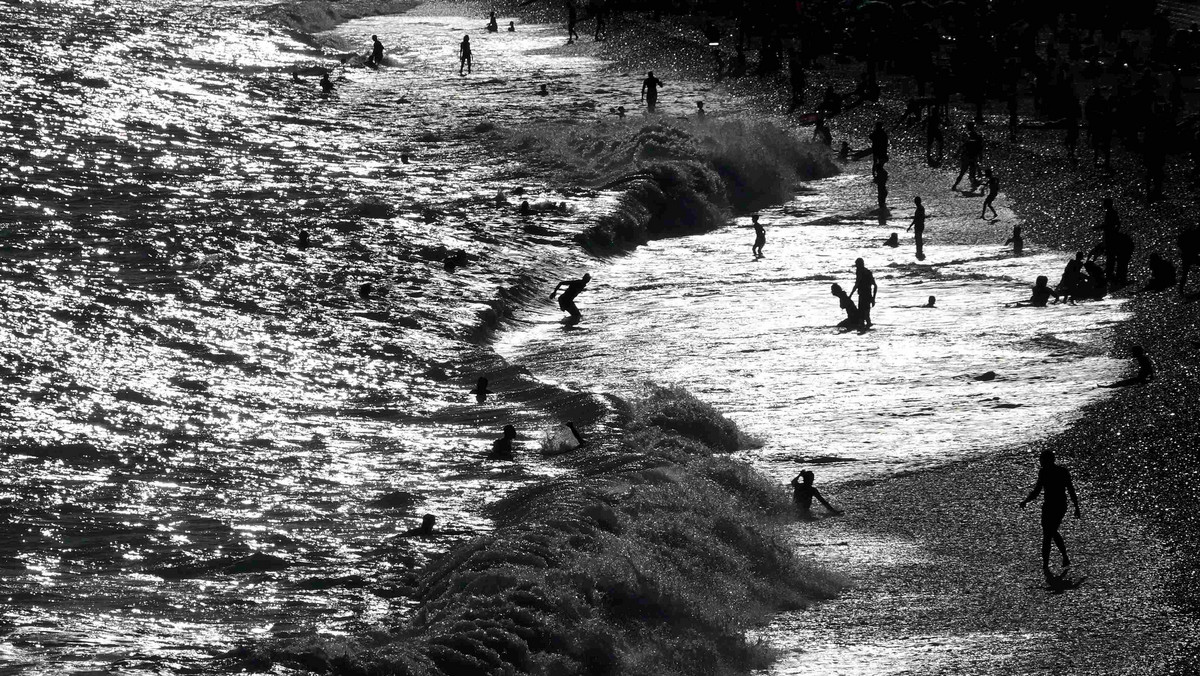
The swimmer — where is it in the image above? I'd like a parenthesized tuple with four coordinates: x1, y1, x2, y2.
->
(470, 376, 493, 403)
(906, 196, 926, 256)
(883, 232, 900, 247)
(925, 295, 936, 308)
(1011, 275, 1059, 307)
(640, 71, 663, 113)
(831, 283, 863, 329)
(459, 35, 472, 75)
(508, 21, 515, 32)
(980, 167, 999, 219)
(1019, 449, 1081, 576)
(489, 424, 517, 460)
(320, 73, 334, 93)
(358, 283, 373, 299)
(751, 214, 765, 258)
(550, 273, 591, 323)
(1100, 345, 1155, 388)
(399, 513, 472, 537)
(291, 71, 301, 83)
(369, 34, 384, 67)
(696, 101, 706, 119)
(538, 83, 549, 96)
(298, 230, 310, 250)
(791, 470, 842, 515)
(519, 200, 531, 216)
(848, 258, 877, 327)
(1005, 224, 1023, 254)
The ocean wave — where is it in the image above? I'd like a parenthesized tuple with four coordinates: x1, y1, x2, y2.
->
(259, 0, 422, 38)
(505, 117, 838, 252)
(227, 385, 842, 675)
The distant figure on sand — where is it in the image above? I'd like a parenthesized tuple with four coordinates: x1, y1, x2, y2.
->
(320, 73, 334, 93)
(459, 35, 472, 75)
(489, 424, 517, 460)
(848, 258, 877, 327)
(550, 273, 591, 323)
(369, 35, 385, 66)
(980, 167, 999, 219)
(1101, 345, 1155, 388)
(869, 120, 889, 171)
(906, 196, 926, 256)
(641, 71, 663, 113)
(1020, 449, 1081, 576)
(470, 376, 493, 403)
(751, 214, 765, 257)
(831, 283, 863, 329)
(791, 470, 842, 515)
(1005, 224, 1023, 254)
(883, 233, 899, 247)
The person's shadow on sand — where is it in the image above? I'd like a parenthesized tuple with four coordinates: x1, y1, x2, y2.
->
(1044, 569, 1087, 594)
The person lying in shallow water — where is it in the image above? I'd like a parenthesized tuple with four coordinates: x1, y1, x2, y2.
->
(791, 470, 842, 515)
(488, 424, 517, 460)
(1100, 345, 1155, 388)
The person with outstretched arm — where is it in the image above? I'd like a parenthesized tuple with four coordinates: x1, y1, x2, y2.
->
(791, 470, 842, 515)
(641, 71, 663, 113)
(550, 273, 591, 323)
(848, 258, 877, 327)
(1019, 449, 1081, 576)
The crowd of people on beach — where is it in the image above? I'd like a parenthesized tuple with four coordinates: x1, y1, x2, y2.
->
(282, 2, 1199, 573)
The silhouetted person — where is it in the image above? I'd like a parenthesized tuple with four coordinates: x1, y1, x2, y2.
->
(1023, 275, 1059, 307)
(906, 196, 925, 256)
(1089, 198, 1133, 287)
(1139, 253, 1176, 294)
(696, 101, 705, 119)
(751, 214, 765, 257)
(443, 249, 468, 272)
(459, 35, 472, 75)
(791, 470, 842, 515)
(320, 73, 334, 93)
(402, 514, 437, 536)
(369, 35, 385, 66)
(1020, 449, 1081, 576)
(883, 233, 899, 247)
(641, 71, 663, 113)
(487, 11, 498, 32)
(980, 167, 999, 219)
(291, 71, 301, 83)
(925, 295, 936, 308)
(951, 121, 983, 190)
(873, 164, 889, 210)
(593, 4, 606, 41)
(508, 21, 515, 32)
(550, 273, 590, 322)
(839, 140, 851, 162)
(1058, 252, 1086, 302)
(470, 376, 493, 403)
(538, 84, 549, 96)
(489, 424, 517, 460)
(869, 120, 889, 171)
(831, 283, 862, 329)
(567, 2, 579, 42)
(813, 115, 832, 146)
(848, 258, 877, 327)
(1101, 345, 1155, 388)
(1005, 224, 1023, 254)
(358, 283, 373, 299)
(298, 230, 310, 250)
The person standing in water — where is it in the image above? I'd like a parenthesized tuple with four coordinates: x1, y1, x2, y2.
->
(848, 258, 877, 328)
(906, 196, 926, 257)
(791, 470, 842, 515)
(470, 376, 493, 403)
(641, 71, 663, 113)
(488, 425, 517, 460)
(980, 167, 999, 219)
(369, 35, 385, 66)
(751, 214, 766, 258)
(550, 273, 591, 323)
(1005, 224, 1024, 254)
(873, 164, 889, 211)
(1020, 449, 1081, 577)
(320, 73, 334, 93)
(459, 35, 472, 75)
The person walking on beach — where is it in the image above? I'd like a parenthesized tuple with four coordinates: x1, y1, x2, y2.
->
(459, 35, 472, 75)
(980, 167, 999, 219)
(550, 273, 591, 323)
(791, 470, 842, 515)
(368, 35, 385, 67)
(641, 71, 663, 113)
(848, 258, 877, 328)
(907, 196, 926, 257)
(751, 214, 766, 258)
(566, 1, 579, 43)
(1020, 449, 1081, 576)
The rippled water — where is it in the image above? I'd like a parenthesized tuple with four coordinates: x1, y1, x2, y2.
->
(1, 1, 1128, 673)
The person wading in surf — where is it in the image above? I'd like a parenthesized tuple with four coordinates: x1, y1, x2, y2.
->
(641, 71, 663, 113)
(791, 470, 842, 515)
(550, 273, 591, 323)
(848, 258, 877, 327)
(459, 35, 472, 75)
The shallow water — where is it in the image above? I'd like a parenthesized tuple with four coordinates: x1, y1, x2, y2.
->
(1, 1, 1131, 674)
